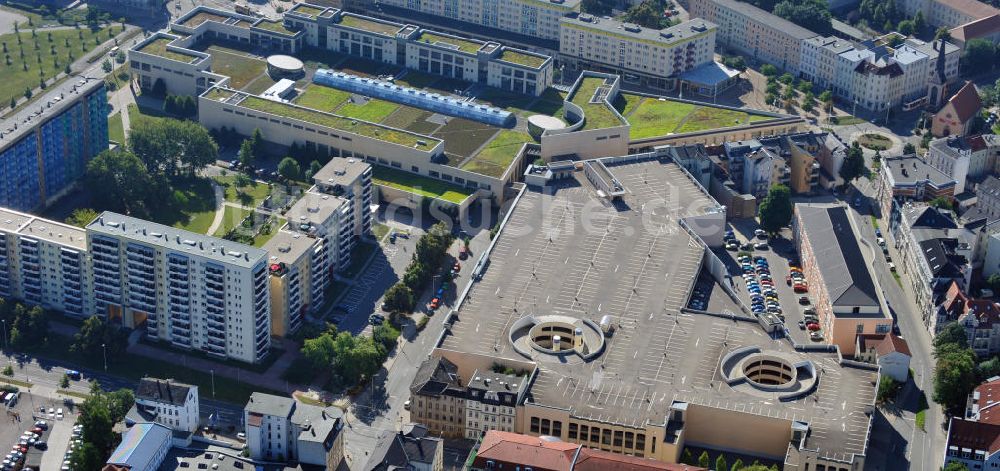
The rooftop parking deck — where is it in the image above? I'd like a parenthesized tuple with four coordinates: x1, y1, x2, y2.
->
(440, 158, 876, 463)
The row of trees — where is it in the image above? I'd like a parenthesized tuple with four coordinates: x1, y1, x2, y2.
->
(760, 66, 833, 114)
(933, 323, 1000, 414)
(163, 94, 198, 117)
(856, 0, 926, 34)
(298, 321, 400, 386)
(70, 383, 135, 471)
(383, 222, 456, 313)
(681, 448, 778, 471)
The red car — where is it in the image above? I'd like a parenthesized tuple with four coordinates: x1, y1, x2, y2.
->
(430, 298, 441, 309)
(453, 262, 461, 272)
(794, 284, 809, 293)
(807, 323, 821, 331)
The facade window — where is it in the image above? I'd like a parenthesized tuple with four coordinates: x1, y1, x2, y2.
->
(530, 417, 540, 433)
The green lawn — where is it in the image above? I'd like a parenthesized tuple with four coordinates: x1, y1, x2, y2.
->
(570, 77, 625, 130)
(207, 46, 266, 89)
(251, 218, 282, 248)
(475, 88, 539, 116)
(463, 130, 532, 177)
(858, 133, 892, 151)
(213, 205, 252, 236)
(372, 166, 474, 204)
(749, 114, 776, 123)
(675, 107, 750, 134)
(831, 115, 866, 126)
(145, 176, 218, 234)
(382, 106, 437, 133)
(242, 74, 278, 95)
(0, 25, 124, 104)
(433, 118, 499, 158)
(628, 99, 698, 139)
(108, 111, 125, 143)
(337, 97, 399, 122)
(373, 222, 390, 241)
(213, 175, 272, 207)
(617, 93, 645, 117)
(393, 70, 441, 90)
(295, 84, 351, 111)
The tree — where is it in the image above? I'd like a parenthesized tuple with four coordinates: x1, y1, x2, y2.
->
(914, 11, 926, 32)
(773, 0, 832, 34)
(897, 19, 915, 35)
(580, 0, 613, 14)
(250, 128, 265, 160)
(933, 346, 977, 413)
(731, 459, 745, 471)
(961, 39, 996, 76)
(935, 322, 969, 352)
(306, 160, 323, 181)
(943, 463, 970, 471)
(383, 282, 414, 313)
(373, 320, 401, 351)
(877, 375, 899, 403)
(760, 64, 778, 77)
(758, 184, 793, 234)
(129, 119, 218, 176)
(903, 142, 916, 155)
(987, 273, 1000, 294)
(9, 305, 48, 349)
(65, 208, 99, 227)
(60, 374, 70, 388)
(778, 73, 794, 85)
(698, 451, 711, 469)
(302, 331, 337, 368)
(70, 315, 128, 361)
(70, 442, 104, 471)
(929, 196, 952, 210)
(278, 157, 301, 181)
(716, 454, 728, 471)
(85, 150, 152, 214)
(935, 27, 952, 42)
(682, 449, 695, 465)
(101, 58, 111, 73)
(151, 77, 166, 97)
(840, 142, 866, 184)
(797, 81, 813, 94)
(623, 0, 675, 29)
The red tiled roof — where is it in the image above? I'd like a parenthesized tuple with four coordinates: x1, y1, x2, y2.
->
(875, 334, 911, 357)
(965, 299, 1000, 329)
(941, 281, 969, 320)
(977, 378, 1000, 425)
(574, 448, 703, 471)
(945, 82, 983, 124)
(949, 418, 1000, 454)
(476, 431, 579, 471)
(951, 14, 1000, 42)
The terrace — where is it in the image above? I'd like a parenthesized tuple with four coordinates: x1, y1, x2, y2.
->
(237, 95, 439, 149)
(137, 37, 200, 63)
(415, 31, 483, 54)
(497, 48, 547, 69)
(180, 11, 229, 28)
(289, 4, 326, 19)
(568, 77, 625, 130)
(253, 19, 297, 36)
(371, 166, 475, 204)
(338, 14, 403, 36)
(622, 93, 777, 140)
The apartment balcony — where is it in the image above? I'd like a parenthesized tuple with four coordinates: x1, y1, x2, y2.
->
(126, 253, 154, 265)
(205, 337, 225, 350)
(22, 276, 41, 289)
(21, 263, 40, 275)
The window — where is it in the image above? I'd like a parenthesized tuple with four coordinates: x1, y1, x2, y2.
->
(530, 417, 540, 433)
(602, 429, 612, 445)
(541, 419, 551, 435)
(590, 427, 599, 442)
(568, 423, 578, 439)
(552, 421, 562, 437)
(635, 433, 645, 451)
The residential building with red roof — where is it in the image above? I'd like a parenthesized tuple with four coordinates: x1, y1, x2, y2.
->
(959, 298, 1000, 357)
(932, 82, 983, 138)
(946, 376, 1000, 469)
(471, 431, 703, 471)
(949, 14, 1000, 48)
(854, 333, 912, 382)
(968, 377, 1000, 425)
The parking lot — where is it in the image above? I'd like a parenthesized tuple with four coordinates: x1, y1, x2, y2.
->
(1, 389, 78, 471)
(717, 223, 822, 345)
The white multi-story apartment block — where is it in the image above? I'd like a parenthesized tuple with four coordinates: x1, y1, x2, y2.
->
(799, 34, 960, 112)
(86, 212, 271, 364)
(244, 392, 346, 468)
(369, 0, 577, 43)
(558, 15, 717, 90)
(927, 135, 1000, 194)
(132, 378, 200, 434)
(0, 209, 93, 319)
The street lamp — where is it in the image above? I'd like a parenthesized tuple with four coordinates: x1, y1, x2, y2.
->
(102, 343, 107, 372)
(210, 369, 216, 399)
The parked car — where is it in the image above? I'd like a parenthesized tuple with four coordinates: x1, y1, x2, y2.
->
(798, 320, 806, 329)
(754, 243, 769, 250)
(368, 314, 385, 325)
(430, 298, 441, 309)
(798, 296, 810, 305)
(810, 331, 824, 341)
(754, 229, 767, 238)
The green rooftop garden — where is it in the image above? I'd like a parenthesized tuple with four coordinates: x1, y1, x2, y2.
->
(621, 93, 775, 140)
(417, 32, 482, 54)
(239, 95, 439, 149)
(291, 4, 326, 18)
(204, 88, 236, 101)
(461, 130, 533, 177)
(498, 49, 547, 69)
(339, 14, 402, 35)
(139, 37, 200, 63)
(254, 19, 297, 35)
(372, 167, 475, 204)
(181, 11, 229, 27)
(570, 77, 626, 130)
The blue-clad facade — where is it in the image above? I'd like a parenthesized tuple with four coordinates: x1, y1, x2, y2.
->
(0, 82, 108, 212)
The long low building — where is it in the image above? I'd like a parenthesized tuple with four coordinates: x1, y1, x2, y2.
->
(413, 154, 878, 470)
